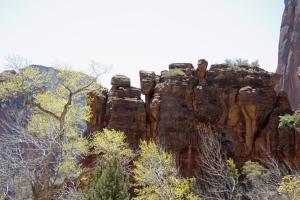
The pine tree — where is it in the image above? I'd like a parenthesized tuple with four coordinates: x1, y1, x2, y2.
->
(85, 156, 129, 200)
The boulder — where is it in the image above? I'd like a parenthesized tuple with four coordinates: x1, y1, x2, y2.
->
(111, 74, 131, 88)
(139, 70, 156, 95)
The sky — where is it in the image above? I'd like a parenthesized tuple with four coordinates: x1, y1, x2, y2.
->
(0, 0, 284, 88)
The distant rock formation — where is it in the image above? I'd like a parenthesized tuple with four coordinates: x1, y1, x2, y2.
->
(276, 0, 300, 110)
(88, 60, 298, 177)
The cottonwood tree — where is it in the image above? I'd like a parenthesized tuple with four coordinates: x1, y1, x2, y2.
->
(4, 54, 31, 70)
(0, 64, 104, 199)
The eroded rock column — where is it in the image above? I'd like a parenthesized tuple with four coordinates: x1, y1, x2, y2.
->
(106, 75, 147, 146)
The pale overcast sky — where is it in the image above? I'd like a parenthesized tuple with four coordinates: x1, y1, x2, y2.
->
(0, 0, 284, 88)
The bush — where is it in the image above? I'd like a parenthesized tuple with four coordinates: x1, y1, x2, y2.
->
(278, 175, 300, 199)
(242, 161, 270, 181)
(133, 140, 199, 200)
(279, 111, 300, 129)
(85, 156, 129, 200)
(161, 69, 185, 78)
(223, 58, 260, 68)
(92, 129, 133, 163)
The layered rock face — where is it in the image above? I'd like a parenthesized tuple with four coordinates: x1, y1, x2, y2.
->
(88, 75, 146, 147)
(276, 0, 300, 110)
(89, 61, 298, 176)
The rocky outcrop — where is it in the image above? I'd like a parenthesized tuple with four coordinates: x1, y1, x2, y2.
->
(276, 0, 300, 110)
(88, 75, 146, 147)
(89, 60, 297, 176)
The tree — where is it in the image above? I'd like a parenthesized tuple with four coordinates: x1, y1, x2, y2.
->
(0, 64, 104, 199)
(92, 129, 133, 164)
(4, 54, 31, 70)
(85, 156, 129, 200)
(133, 140, 198, 200)
(81, 129, 133, 200)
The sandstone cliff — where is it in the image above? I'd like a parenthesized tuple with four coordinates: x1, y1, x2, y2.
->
(89, 61, 299, 176)
(276, 0, 300, 110)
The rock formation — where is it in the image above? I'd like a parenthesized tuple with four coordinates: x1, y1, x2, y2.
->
(88, 75, 146, 147)
(276, 0, 300, 110)
(88, 60, 298, 177)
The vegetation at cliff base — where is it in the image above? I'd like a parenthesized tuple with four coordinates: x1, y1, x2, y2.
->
(1, 60, 300, 200)
(85, 156, 130, 200)
(133, 140, 198, 200)
(278, 175, 300, 199)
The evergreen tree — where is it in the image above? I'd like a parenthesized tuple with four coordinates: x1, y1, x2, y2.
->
(85, 156, 129, 200)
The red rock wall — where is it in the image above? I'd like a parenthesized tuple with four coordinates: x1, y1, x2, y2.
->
(89, 61, 299, 177)
(276, 0, 300, 110)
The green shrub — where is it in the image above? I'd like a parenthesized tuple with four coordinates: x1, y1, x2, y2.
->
(279, 111, 300, 129)
(161, 69, 185, 78)
(227, 158, 240, 178)
(85, 156, 129, 200)
(223, 58, 260, 68)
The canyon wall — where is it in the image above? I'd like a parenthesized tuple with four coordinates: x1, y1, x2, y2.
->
(89, 61, 300, 176)
(276, 0, 300, 110)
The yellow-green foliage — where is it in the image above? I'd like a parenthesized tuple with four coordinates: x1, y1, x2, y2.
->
(279, 111, 300, 129)
(0, 66, 101, 181)
(133, 140, 199, 200)
(92, 129, 132, 162)
(0, 67, 52, 100)
(227, 158, 240, 178)
(241, 161, 270, 181)
(161, 69, 185, 78)
(278, 175, 300, 200)
(59, 137, 89, 176)
(0, 66, 100, 138)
